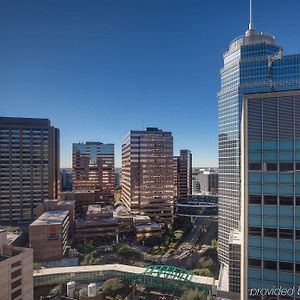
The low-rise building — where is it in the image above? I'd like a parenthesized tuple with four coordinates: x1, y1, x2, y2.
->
(0, 230, 33, 300)
(29, 210, 70, 262)
(61, 190, 107, 218)
(133, 215, 162, 241)
(76, 205, 119, 242)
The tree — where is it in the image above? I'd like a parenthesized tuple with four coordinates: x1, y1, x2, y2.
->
(144, 236, 162, 247)
(211, 239, 218, 249)
(174, 230, 184, 241)
(180, 288, 208, 300)
(101, 278, 129, 297)
(80, 253, 96, 266)
(201, 248, 218, 262)
(197, 257, 215, 271)
(33, 262, 41, 272)
(119, 247, 143, 263)
(192, 268, 213, 277)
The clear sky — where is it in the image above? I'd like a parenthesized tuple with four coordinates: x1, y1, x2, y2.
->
(1, 0, 300, 168)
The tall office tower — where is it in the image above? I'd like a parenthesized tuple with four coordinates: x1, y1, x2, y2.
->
(218, 8, 300, 271)
(241, 91, 300, 299)
(122, 128, 174, 224)
(72, 142, 114, 203)
(198, 170, 218, 195)
(60, 168, 72, 192)
(174, 150, 192, 202)
(173, 156, 179, 200)
(0, 117, 59, 223)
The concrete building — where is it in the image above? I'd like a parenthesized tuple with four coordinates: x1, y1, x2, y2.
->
(72, 142, 114, 204)
(122, 128, 174, 223)
(0, 230, 33, 300)
(134, 215, 162, 241)
(122, 128, 174, 224)
(61, 190, 107, 218)
(0, 117, 59, 223)
(75, 205, 119, 243)
(114, 167, 122, 189)
(29, 210, 70, 262)
(198, 170, 218, 195)
(60, 168, 72, 192)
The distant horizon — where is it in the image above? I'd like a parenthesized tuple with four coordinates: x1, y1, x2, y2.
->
(60, 165, 218, 170)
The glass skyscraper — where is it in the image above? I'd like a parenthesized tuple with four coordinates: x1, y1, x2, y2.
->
(218, 17, 300, 288)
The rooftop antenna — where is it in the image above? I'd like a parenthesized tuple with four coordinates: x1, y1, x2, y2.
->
(248, 0, 254, 30)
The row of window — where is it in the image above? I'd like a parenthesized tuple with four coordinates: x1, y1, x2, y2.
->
(249, 195, 300, 205)
(249, 258, 300, 272)
(249, 162, 300, 172)
(249, 227, 300, 239)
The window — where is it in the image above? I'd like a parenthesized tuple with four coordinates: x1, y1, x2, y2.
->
(11, 269, 21, 279)
(296, 230, 300, 239)
(264, 195, 277, 205)
(279, 196, 294, 206)
(249, 195, 262, 204)
(280, 163, 294, 172)
(279, 229, 294, 239)
(264, 163, 278, 171)
(249, 259, 261, 267)
(264, 228, 277, 238)
(11, 261, 21, 269)
(249, 163, 262, 171)
(296, 163, 300, 171)
(11, 279, 21, 290)
(264, 260, 277, 270)
(296, 197, 300, 206)
(279, 262, 293, 272)
(11, 288, 21, 299)
(249, 227, 262, 236)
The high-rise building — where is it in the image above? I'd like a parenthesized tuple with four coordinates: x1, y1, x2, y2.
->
(114, 167, 122, 189)
(198, 170, 218, 195)
(121, 128, 174, 224)
(0, 117, 59, 223)
(0, 230, 33, 300)
(72, 142, 114, 204)
(241, 90, 300, 298)
(218, 3, 300, 296)
(60, 168, 72, 192)
(173, 150, 192, 202)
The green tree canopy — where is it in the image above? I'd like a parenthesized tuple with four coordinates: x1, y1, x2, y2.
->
(101, 278, 128, 297)
(180, 288, 208, 300)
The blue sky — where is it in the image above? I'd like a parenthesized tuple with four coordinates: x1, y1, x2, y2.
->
(1, 0, 300, 167)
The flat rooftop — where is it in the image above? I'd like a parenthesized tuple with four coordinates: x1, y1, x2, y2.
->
(30, 210, 69, 226)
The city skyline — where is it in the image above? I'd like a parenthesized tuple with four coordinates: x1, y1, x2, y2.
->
(2, 1, 300, 168)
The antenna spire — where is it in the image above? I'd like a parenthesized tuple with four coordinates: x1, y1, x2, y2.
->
(249, 0, 254, 30)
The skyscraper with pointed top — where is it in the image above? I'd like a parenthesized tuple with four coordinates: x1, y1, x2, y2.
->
(218, 1, 300, 296)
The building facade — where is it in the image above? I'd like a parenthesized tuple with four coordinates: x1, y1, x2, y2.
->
(198, 170, 218, 195)
(174, 150, 192, 203)
(60, 168, 72, 192)
(29, 210, 70, 262)
(121, 128, 174, 224)
(241, 91, 300, 299)
(0, 230, 33, 300)
(218, 21, 300, 268)
(72, 142, 114, 204)
(0, 117, 59, 223)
